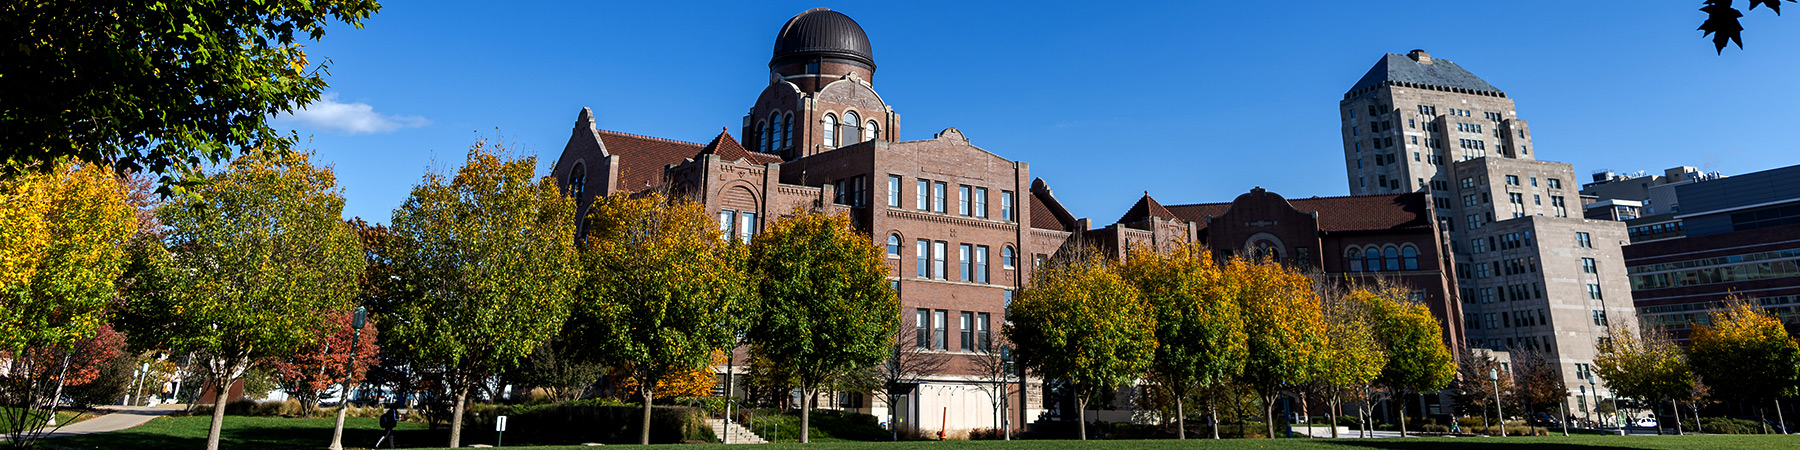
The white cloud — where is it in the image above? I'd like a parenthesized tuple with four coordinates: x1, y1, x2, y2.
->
(277, 93, 429, 134)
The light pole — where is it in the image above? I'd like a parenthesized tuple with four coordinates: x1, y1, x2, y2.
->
(1001, 345, 1013, 441)
(328, 306, 368, 450)
(1491, 368, 1506, 437)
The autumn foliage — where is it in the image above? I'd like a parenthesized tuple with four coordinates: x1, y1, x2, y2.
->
(270, 310, 380, 409)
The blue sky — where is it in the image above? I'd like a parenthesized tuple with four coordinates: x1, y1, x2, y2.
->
(282, 1, 1800, 224)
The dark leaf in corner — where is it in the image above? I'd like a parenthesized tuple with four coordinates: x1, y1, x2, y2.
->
(1700, 1, 1746, 53)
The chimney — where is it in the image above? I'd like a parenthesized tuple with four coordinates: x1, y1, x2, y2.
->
(1408, 49, 1432, 64)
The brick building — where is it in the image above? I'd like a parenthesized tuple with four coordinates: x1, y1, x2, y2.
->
(551, 8, 1084, 436)
(1339, 50, 1639, 415)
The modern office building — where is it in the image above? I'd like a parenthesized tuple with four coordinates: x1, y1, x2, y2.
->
(1338, 50, 1639, 411)
(1622, 164, 1800, 340)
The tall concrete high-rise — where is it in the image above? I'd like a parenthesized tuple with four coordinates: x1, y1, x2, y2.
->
(1340, 50, 1639, 414)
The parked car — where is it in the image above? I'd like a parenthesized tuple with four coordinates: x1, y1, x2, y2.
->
(1633, 417, 1658, 428)
(1530, 413, 1559, 427)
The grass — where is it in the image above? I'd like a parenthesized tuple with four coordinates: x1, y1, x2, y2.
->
(1, 407, 99, 432)
(28, 414, 1800, 450)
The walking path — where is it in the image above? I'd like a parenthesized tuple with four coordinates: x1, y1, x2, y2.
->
(34, 405, 182, 439)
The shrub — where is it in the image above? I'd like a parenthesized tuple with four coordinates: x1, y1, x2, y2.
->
(1701, 417, 1763, 434)
(745, 409, 890, 442)
(457, 400, 714, 445)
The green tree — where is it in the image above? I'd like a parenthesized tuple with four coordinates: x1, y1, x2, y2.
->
(0, 1, 381, 191)
(1119, 244, 1244, 439)
(1594, 325, 1693, 432)
(572, 192, 742, 445)
(1689, 298, 1800, 431)
(1230, 257, 1326, 439)
(1361, 285, 1455, 437)
(744, 209, 897, 443)
(387, 141, 579, 448)
(120, 151, 364, 450)
(1006, 248, 1155, 441)
(0, 161, 137, 445)
(1313, 285, 1386, 438)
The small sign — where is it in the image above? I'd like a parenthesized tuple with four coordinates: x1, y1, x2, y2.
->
(496, 416, 508, 432)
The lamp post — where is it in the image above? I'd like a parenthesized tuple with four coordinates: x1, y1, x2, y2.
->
(1490, 368, 1506, 437)
(1001, 345, 1013, 441)
(328, 306, 368, 450)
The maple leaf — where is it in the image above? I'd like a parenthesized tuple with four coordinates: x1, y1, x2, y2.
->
(1748, 0, 1791, 13)
(1701, 0, 1747, 53)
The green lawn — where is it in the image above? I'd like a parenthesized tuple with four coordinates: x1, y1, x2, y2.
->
(33, 415, 1799, 450)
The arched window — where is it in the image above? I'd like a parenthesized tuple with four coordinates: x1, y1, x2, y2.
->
(758, 121, 770, 152)
(1384, 246, 1400, 271)
(1365, 248, 1381, 272)
(767, 113, 781, 152)
(822, 114, 837, 147)
(864, 120, 878, 142)
(569, 162, 586, 198)
(1002, 246, 1017, 269)
(781, 113, 793, 150)
(887, 234, 902, 257)
(843, 111, 861, 144)
(1346, 248, 1363, 272)
(1402, 246, 1419, 270)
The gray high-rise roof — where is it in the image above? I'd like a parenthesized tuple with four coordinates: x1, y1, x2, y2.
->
(1346, 52, 1502, 95)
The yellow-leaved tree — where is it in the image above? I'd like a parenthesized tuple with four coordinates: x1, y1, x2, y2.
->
(1362, 284, 1455, 437)
(1006, 248, 1155, 440)
(1313, 284, 1386, 438)
(571, 191, 742, 445)
(1689, 297, 1800, 433)
(1120, 244, 1245, 439)
(1231, 256, 1326, 439)
(0, 161, 137, 444)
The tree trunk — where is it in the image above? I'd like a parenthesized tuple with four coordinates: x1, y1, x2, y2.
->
(1209, 397, 1221, 439)
(1299, 392, 1311, 438)
(1329, 396, 1339, 438)
(1175, 395, 1186, 439)
(204, 357, 246, 450)
(1396, 393, 1408, 437)
(640, 383, 655, 445)
(448, 385, 468, 448)
(1076, 390, 1088, 441)
(1263, 392, 1278, 440)
(800, 383, 813, 443)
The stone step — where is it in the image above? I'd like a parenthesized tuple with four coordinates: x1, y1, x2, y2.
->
(707, 419, 769, 444)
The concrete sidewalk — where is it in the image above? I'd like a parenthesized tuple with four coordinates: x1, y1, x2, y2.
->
(34, 405, 182, 439)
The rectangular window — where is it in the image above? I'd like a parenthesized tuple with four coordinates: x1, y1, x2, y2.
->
(1588, 283, 1603, 300)
(1592, 310, 1609, 326)
(738, 212, 756, 243)
(932, 182, 947, 213)
(1548, 178, 1563, 189)
(960, 312, 973, 351)
(719, 210, 736, 238)
(977, 313, 992, 352)
(916, 309, 930, 349)
(933, 241, 947, 279)
(888, 175, 902, 207)
(933, 310, 948, 350)
(1485, 313, 1498, 329)
(974, 187, 989, 218)
(1576, 231, 1592, 248)
(1001, 191, 1015, 221)
(958, 185, 972, 216)
(1467, 214, 1481, 230)
(1472, 238, 1486, 254)
(975, 245, 990, 284)
(1582, 257, 1597, 274)
(916, 239, 929, 278)
(960, 244, 973, 281)
(916, 180, 929, 211)
(1553, 196, 1568, 217)
(1505, 175, 1519, 186)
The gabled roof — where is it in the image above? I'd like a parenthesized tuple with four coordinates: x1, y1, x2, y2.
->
(596, 130, 703, 192)
(1029, 178, 1079, 232)
(1347, 52, 1501, 96)
(1117, 192, 1177, 224)
(1166, 192, 1432, 233)
(696, 129, 785, 165)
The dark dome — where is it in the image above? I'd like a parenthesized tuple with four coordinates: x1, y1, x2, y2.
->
(771, 8, 874, 68)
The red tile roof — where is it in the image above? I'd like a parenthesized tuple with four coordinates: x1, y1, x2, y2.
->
(1166, 192, 1431, 233)
(697, 129, 785, 165)
(596, 129, 703, 192)
(1117, 193, 1177, 224)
